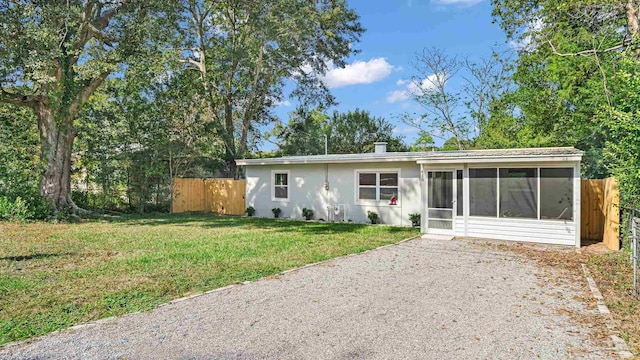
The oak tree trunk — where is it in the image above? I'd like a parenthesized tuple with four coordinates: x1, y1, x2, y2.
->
(35, 103, 77, 212)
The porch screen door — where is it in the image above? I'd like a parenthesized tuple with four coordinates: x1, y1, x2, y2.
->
(427, 171, 454, 231)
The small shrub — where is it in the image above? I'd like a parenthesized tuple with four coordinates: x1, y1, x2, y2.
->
(272, 207, 282, 218)
(367, 211, 379, 224)
(302, 208, 313, 220)
(0, 196, 33, 222)
(409, 213, 421, 227)
(246, 206, 256, 217)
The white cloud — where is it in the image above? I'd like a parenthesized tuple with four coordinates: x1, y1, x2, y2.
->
(509, 18, 544, 52)
(386, 90, 411, 103)
(407, 74, 439, 94)
(392, 126, 416, 134)
(431, 0, 484, 6)
(323, 58, 395, 88)
(275, 100, 291, 107)
(386, 74, 439, 103)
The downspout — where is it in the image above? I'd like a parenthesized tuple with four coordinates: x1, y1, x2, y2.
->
(324, 134, 329, 220)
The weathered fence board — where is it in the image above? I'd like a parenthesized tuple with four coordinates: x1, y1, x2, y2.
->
(171, 178, 246, 215)
(581, 178, 620, 250)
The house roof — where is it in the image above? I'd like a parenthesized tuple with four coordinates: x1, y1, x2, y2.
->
(235, 147, 583, 166)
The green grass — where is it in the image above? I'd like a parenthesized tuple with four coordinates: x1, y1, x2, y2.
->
(0, 214, 418, 345)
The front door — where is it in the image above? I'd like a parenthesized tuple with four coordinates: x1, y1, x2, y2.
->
(427, 170, 455, 234)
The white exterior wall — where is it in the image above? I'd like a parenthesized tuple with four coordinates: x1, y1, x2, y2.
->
(245, 162, 422, 226)
(245, 159, 580, 246)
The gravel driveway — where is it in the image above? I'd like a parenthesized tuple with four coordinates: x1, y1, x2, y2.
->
(1, 237, 614, 360)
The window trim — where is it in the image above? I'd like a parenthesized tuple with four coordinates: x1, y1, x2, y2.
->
(271, 170, 290, 202)
(354, 168, 401, 206)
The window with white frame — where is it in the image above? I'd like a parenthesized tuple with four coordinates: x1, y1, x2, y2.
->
(357, 171, 399, 202)
(272, 171, 289, 201)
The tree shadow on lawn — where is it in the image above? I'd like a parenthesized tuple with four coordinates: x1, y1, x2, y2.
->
(0, 252, 74, 262)
(103, 213, 412, 236)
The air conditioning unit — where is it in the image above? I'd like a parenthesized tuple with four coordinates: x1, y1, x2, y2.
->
(328, 204, 347, 222)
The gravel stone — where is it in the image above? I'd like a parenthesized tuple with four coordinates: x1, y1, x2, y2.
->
(0, 237, 615, 359)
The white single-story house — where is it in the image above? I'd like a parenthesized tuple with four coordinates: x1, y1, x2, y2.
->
(236, 143, 582, 246)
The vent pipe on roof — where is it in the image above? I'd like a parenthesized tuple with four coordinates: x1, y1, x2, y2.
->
(374, 142, 387, 154)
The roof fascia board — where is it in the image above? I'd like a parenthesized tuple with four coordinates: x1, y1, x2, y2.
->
(416, 155, 583, 164)
(236, 157, 420, 166)
(237, 154, 582, 166)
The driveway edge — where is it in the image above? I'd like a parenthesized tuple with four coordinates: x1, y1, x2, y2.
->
(1, 233, 422, 351)
(581, 263, 634, 359)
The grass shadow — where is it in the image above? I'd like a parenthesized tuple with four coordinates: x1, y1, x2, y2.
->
(100, 213, 413, 235)
(0, 253, 73, 262)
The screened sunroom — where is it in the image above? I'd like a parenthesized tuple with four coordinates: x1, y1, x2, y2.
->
(418, 148, 582, 246)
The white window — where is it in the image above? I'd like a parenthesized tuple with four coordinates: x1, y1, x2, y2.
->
(355, 170, 399, 203)
(271, 170, 289, 201)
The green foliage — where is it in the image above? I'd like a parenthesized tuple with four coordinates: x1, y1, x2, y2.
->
(408, 213, 421, 226)
(270, 107, 329, 156)
(273, 108, 407, 156)
(328, 109, 408, 153)
(410, 131, 436, 152)
(272, 207, 282, 218)
(0, 197, 31, 222)
(0, 1, 179, 211)
(178, 0, 364, 176)
(599, 57, 640, 207)
(73, 62, 223, 213)
(245, 206, 256, 217)
(302, 208, 314, 220)
(367, 211, 379, 224)
(0, 104, 51, 220)
(488, 0, 635, 178)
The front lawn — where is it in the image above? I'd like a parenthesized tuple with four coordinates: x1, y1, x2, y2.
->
(0, 214, 417, 346)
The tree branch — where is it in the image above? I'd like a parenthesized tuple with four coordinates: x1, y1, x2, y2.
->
(67, 72, 110, 117)
(0, 88, 39, 108)
(546, 39, 633, 57)
(179, 58, 204, 72)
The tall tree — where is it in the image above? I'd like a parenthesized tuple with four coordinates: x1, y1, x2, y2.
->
(401, 47, 466, 150)
(274, 108, 407, 156)
(179, 0, 363, 178)
(401, 48, 511, 150)
(327, 109, 408, 154)
(270, 107, 329, 156)
(491, 0, 640, 178)
(0, 1, 175, 214)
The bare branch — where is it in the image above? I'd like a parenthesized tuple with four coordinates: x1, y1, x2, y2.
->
(546, 39, 632, 57)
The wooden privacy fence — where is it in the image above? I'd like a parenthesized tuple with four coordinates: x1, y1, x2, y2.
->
(581, 178, 620, 250)
(171, 178, 246, 215)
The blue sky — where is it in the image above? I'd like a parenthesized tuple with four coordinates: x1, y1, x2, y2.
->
(265, 0, 509, 151)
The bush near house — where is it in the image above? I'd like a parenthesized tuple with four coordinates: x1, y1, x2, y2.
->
(302, 208, 314, 220)
(367, 211, 379, 224)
